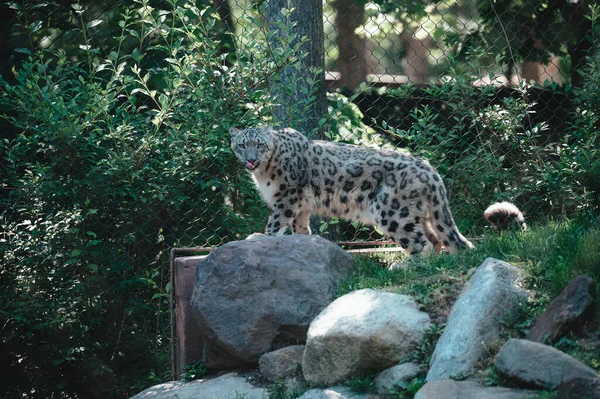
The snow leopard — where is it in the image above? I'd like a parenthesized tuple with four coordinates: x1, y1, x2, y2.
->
(230, 125, 473, 255)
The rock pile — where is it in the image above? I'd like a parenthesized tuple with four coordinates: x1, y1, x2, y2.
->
(132, 239, 599, 399)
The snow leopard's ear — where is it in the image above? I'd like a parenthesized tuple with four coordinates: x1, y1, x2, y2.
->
(229, 127, 242, 138)
(259, 125, 273, 134)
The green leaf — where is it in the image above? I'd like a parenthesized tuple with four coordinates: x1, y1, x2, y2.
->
(86, 19, 103, 28)
(14, 48, 32, 55)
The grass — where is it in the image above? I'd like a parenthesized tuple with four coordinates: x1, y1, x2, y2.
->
(342, 375, 376, 393)
(266, 379, 308, 399)
(182, 360, 208, 382)
(339, 218, 600, 309)
(385, 377, 426, 399)
(336, 217, 600, 374)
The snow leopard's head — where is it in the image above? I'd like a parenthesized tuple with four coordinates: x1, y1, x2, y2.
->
(230, 126, 274, 171)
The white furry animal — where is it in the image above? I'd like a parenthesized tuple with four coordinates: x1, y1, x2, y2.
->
(230, 125, 473, 255)
(484, 202, 527, 231)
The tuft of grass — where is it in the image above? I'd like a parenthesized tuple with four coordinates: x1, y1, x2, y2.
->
(266, 379, 308, 399)
(267, 381, 288, 399)
(182, 360, 207, 382)
(534, 391, 559, 399)
(342, 375, 376, 394)
(553, 334, 600, 371)
(484, 364, 506, 387)
(386, 377, 426, 399)
(408, 324, 444, 368)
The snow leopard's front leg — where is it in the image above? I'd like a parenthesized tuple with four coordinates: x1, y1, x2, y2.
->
(265, 209, 287, 235)
(265, 196, 310, 235)
(291, 208, 311, 234)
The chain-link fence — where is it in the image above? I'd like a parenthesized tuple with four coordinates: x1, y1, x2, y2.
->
(318, 0, 593, 243)
(211, 0, 593, 245)
(1, 0, 598, 396)
(2, 0, 596, 246)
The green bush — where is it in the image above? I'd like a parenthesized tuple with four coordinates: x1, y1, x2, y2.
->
(550, 41, 600, 215)
(0, 1, 305, 396)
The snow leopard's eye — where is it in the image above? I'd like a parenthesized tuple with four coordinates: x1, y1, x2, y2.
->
(238, 144, 246, 149)
(257, 143, 265, 148)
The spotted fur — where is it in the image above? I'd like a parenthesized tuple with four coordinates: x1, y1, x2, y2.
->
(230, 126, 473, 254)
(484, 202, 527, 231)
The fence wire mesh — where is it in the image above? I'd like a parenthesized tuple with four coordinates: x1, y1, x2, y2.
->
(2, 0, 595, 247)
(0, 0, 598, 395)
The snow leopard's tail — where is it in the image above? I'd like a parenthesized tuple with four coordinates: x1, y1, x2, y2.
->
(484, 201, 527, 231)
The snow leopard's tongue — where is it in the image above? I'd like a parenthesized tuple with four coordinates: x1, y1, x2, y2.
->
(245, 161, 256, 170)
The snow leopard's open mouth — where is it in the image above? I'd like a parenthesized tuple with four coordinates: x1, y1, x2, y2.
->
(245, 161, 257, 170)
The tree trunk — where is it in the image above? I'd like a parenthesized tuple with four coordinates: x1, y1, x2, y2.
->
(266, 0, 328, 139)
(521, 61, 544, 85)
(267, 0, 328, 235)
(401, 26, 431, 84)
(214, 0, 235, 33)
(568, 0, 592, 87)
(212, 0, 237, 62)
(333, 0, 371, 91)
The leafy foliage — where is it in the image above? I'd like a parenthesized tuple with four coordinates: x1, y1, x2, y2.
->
(0, 0, 310, 397)
(409, 324, 445, 368)
(551, 31, 600, 213)
(461, 0, 596, 84)
(386, 377, 426, 399)
(182, 360, 207, 382)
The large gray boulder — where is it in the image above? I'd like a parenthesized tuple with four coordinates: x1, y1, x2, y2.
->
(414, 380, 541, 399)
(495, 339, 599, 390)
(302, 289, 430, 386)
(191, 235, 354, 369)
(426, 258, 527, 381)
(130, 373, 266, 399)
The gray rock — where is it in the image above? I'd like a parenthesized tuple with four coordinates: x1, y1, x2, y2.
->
(191, 235, 354, 369)
(414, 380, 541, 399)
(259, 345, 305, 382)
(298, 386, 378, 399)
(130, 373, 267, 399)
(302, 289, 430, 386)
(374, 362, 420, 394)
(495, 339, 599, 390)
(527, 275, 596, 343)
(557, 375, 600, 399)
(426, 258, 527, 381)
